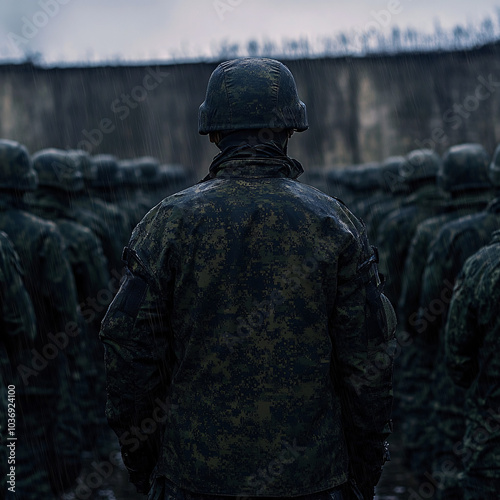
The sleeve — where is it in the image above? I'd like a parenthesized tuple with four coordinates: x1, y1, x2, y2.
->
(100, 244, 173, 494)
(331, 230, 396, 499)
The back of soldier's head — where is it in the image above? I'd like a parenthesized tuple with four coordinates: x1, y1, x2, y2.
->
(0, 139, 37, 193)
(378, 156, 407, 194)
(91, 154, 121, 190)
(438, 143, 491, 194)
(32, 148, 84, 193)
(398, 149, 441, 190)
(198, 57, 308, 137)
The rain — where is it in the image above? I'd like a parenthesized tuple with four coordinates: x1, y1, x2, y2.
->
(1, 1, 500, 499)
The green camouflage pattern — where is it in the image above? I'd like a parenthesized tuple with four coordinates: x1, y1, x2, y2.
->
(438, 143, 491, 193)
(0, 139, 38, 192)
(376, 183, 446, 306)
(198, 58, 308, 134)
(101, 158, 395, 497)
(445, 230, 500, 486)
(416, 197, 500, 498)
(395, 192, 491, 475)
(32, 148, 84, 193)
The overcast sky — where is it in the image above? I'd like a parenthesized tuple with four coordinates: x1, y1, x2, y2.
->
(0, 0, 499, 64)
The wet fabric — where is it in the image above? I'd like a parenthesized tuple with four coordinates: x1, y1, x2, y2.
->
(101, 153, 395, 498)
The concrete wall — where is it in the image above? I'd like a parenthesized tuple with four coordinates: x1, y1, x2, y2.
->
(1, 42, 499, 178)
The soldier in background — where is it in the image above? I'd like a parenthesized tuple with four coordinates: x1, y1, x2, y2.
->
(376, 149, 445, 306)
(417, 144, 500, 499)
(445, 228, 500, 499)
(396, 143, 494, 481)
(101, 57, 395, 500)
(0, 231, 37, 496)
(0, 139, 80, 498)
(71, 152, 130, 273)
(29, 148, 113, 463)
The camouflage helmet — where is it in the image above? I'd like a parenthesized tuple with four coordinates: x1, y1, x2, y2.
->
(136, 156, 160, 186)
(399, 149, 441, 184)
(489, 144, 500, 187)
(119, 159, 140, 187)
(0, 139, 37, 192)
(344, 162, 381, 192)
(378, 156, 406, 193)
(438, 143, 491, 193)
(32, 148, 84, 193)
(198, 58, 308, 134)
(68, 149, 94, 184)
(91, 154, 121, 188)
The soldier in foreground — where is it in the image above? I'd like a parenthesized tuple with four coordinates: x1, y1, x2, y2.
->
(101, 58, 395, 500)
(445, 228, 500, 499)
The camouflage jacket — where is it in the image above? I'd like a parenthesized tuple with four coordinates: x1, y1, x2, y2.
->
(376, 184, 446, 305)
(398, 191, 491, 337)
(419, 196, 500, 344)
(445, 229, 500, 476)
(101, 156, 395, 497)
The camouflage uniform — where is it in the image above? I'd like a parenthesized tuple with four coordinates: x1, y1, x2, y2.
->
(70, 151, 130, 275)
(101, 58, 395, 500)
(0, 140, 80, 498)
(445, 229, 500, 499)
(0, 231, 37, 496)
(29, 148, 112, 461)
(418, 145, 500, 498)
(376, 149, 446, 307)
(396, 144, 494, 476)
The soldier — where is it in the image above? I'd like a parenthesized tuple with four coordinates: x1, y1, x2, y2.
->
(100, 57, 395, 500)
(417, 143, 500, 499)
(29, 148, 112, 461)
(396, 144, 494, 475)
(0, 139, 80, 498)
(376, 148, 445, 306)
(69, 149, 127, 276)
(0, 231, 37, 495)
(445, 228, 500, 499)
(71, 152, 130, 273)
(364, 156, 407, 246)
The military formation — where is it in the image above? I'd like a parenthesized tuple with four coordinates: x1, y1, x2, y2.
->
(0, 128, 499, 499)
(0, 140, 191, 498)
(314, 143, 500, 500)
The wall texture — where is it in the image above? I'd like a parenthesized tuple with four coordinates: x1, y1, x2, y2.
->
(1, 42, 499, 178)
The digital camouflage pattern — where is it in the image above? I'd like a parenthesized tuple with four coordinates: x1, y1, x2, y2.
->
(198, 58, 308, 134)
(417, 196, 500, 498)
(376, 183, 446, 306)
(0, 231, 37, 495)
(395, 191, 491, 477)
(445, 229, 500, 499)
(101, 155, 395, 498)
